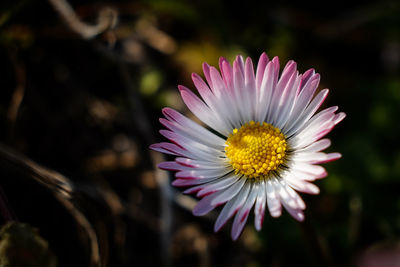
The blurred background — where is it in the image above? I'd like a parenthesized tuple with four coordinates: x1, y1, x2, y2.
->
(0, 0, 399, 266)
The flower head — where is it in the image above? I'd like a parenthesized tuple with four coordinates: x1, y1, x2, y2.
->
(151, 52, 345, 240)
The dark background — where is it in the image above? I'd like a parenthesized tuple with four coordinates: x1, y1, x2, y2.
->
(0, 0, 399, 266)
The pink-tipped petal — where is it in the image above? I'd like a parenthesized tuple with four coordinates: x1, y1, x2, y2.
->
(176, 167, 232, 179)
(333, 112, 346, 124)
(183, 185, 205, 195)
(256, 57, 279, 122)
(273, 61, 297, 111)
(285, 88, 330, 137)
(254, 180, 267, 231)
(219, 58, 234, 91)
(150, 142, 193, 158)
(292, 121, 336, 149)
(256, 52, 270, 91)
(210, 177, 246, 206)
(281, 200, 305, 222)
(245, 57, 257, 116)
(214, 181, 251, 232)
(175, 157, 228, 169)
(293, 106, 338, 140)
(278, 182, 300, 210)
(202, 62, 213, 88)
(172, 177, 218, 187)
(161, 108, 226, 147)
(159, 129, 225, 161)
(284, 173, 321, 194)
(292, 162, 326, 177)
(233, 57, 250, 122)
(197, 174, 239, 197)
(293, 152, 342, 164)
(192, 194, 218, 216)
(283, 73, 320, 132)
(158, 161, 191, 171)
(278, 182, 306, 210)
(299, 68, 315, 90)
(274, 69, 301, 128)
(298, 138, 331, 153)
(231, 183, 258, 240)
(178, 85, 230, 136)
(192, 72, 216, 101)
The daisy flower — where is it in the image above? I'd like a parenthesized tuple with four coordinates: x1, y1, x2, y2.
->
(150, 52, 345, 240)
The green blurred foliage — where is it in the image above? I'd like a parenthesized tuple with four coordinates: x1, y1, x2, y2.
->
(0, 222, 57, 267)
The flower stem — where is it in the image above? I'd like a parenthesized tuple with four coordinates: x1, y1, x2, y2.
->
(0, 184, 16, 223)
(298, 218, 333, 267)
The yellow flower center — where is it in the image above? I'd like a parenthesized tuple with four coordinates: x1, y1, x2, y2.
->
(225, 121, 287, 179)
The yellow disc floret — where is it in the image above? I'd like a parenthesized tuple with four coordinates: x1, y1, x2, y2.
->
(225, 121, 287, 179)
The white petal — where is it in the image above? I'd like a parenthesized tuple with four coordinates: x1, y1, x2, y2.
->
(209, 66, 241, 128)
(281, 200, 305, 222)
(290, 168, 326, 181)
(293, 106, 338, 139)
(291, 121, 335, 149)
(278, 180, 306, 210)
(162, 108, 226, 147)
(197, 174, 240, 197)
(172, 177, 219, 187)
(192, 72, 238, 130)
(233, 56, 250, 123)
(333, 112, 346, 124)
(284, 176, 320, 195)
(290, 162, 327, 178)
(231, 183, 258, 240)
(275, 72, 301, 129)
(158, 161, 192, 171)
(179, 85, 231, 136)
(160, 118, 223, 150)
(244, 57, 257, 119)
(192, 194, 218, 216)
(176, 167, 232, 179)
(210, 177, 246, 206)
(159, 130, 225, 160)
(214, 181, 251, 232)
(176, 157, 229, 169)
(266, 179, 282, 217)
(292, 151, 342, 164)
(254, 179, 267, 231)
(295, 138, 331, 153)
(268, 61, 297, 124)
(255, 52, 269, 97)
(150, 142, 196, 158)
(284, 89, 329, 137)
(283, 73, 320, 131)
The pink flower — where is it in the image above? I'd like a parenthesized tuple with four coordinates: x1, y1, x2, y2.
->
(151, 52, 345, 240)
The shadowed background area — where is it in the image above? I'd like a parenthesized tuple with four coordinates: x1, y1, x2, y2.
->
(0, 0, 399, 266)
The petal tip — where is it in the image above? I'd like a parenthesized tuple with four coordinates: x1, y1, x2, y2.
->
(297, 214, 305, 222)
(260, 51, 268, 59)
(149, 143, 158, 150)
(177, 85, 186, 91)
(231, 230, 241, 241)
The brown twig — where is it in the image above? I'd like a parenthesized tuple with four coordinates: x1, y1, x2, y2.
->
(7, 51, 26, 140)
(0, 184, 17, 223)
(0, 144, 73, 199)
(298, 216, 334, 267)
(48, 0, 118, 39)
(0, 144, 101, 267)
(135, 17, 177, 54)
